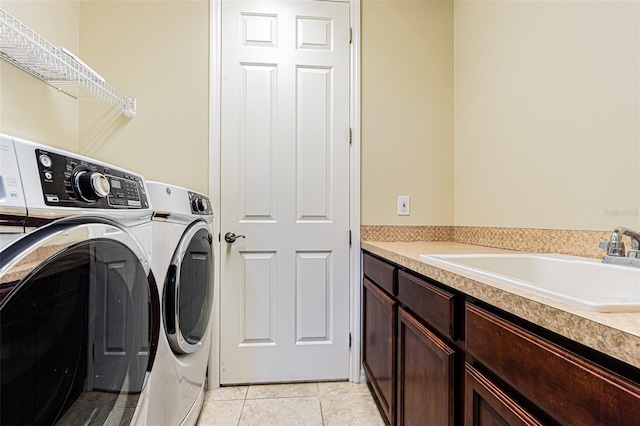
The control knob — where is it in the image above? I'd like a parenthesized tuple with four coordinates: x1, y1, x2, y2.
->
(73, 169, 111, 202)
(192, 197, 208, 212)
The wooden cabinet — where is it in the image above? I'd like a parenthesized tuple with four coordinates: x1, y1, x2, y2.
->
(363, 252, 460, 425)
(465, 303, 640, 425)
(464, 363, 543, 426)
(362, 267, 397, 424)
(362, 278, 396, 424)
(397, 270, 456, 339)
(397, 307, 456, 425)
(362, 249, 640, 426)
(363, 252, 396, 295)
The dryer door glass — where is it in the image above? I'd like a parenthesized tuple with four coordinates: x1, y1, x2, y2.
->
(0, 222, 159, 426)
(164, 223, 213, 354)
(179, 228, 213, 344)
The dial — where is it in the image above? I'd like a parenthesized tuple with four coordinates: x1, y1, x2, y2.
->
(73, 168, 111, 202)
(192, 198, 208, 212)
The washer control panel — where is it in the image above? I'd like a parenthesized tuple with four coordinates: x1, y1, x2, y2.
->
(188, 191, 213, 215)
(35, 149, 149, 209)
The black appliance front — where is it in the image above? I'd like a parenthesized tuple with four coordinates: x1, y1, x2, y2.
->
(0, 219, 160, 426)
(34, 148, 149, 210)
(164, 221, 213, 355)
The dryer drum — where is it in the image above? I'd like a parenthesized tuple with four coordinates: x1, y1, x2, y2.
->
(0, 222, 159, 426)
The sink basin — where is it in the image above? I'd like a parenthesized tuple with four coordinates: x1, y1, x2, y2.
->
(419, 253, 640, 312)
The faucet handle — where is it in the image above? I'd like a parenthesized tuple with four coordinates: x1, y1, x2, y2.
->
(628, 249, 640, 259)
(612, 241, 626, 256)
(600, 240, 626, 256)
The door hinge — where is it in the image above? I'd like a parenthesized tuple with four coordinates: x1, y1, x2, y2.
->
(349, 332, 352, 348)
(349, 128, 352, 144)
(349, 27, 352, 44)
(349, 230, 352, 246)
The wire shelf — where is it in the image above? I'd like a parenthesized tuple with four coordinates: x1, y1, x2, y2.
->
(0, 8, 136, 118)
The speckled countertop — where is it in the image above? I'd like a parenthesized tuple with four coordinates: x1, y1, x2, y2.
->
(362, 241, 640, 370)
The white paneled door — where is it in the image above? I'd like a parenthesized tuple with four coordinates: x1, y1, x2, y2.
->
(220, 0, 351, 383)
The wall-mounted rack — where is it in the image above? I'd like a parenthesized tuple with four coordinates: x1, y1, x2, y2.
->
(0, 8, 136, 118)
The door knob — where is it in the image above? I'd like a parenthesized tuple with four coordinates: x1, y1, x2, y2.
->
(225, 232, 246, 243)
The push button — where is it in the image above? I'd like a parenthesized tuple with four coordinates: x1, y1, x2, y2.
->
(39, 154, 52, 168)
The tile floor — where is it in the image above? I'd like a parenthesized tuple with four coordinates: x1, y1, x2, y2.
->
(196, 381, 386, 425)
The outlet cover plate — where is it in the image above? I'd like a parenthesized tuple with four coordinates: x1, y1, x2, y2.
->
(398, 196, 410, 216)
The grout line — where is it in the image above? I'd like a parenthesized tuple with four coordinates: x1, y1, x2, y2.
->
(237, 398, 245, 426)
(316, 382, 325, 426)
(237, 385, 248, 426)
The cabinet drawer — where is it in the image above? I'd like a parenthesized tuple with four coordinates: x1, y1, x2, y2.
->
(397, 270, 456, 339)
(466, 303, 640, 425)
(363, 252, 395, 295)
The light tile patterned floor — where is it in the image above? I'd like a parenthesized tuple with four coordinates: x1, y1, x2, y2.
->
(196, 382, 386, 426)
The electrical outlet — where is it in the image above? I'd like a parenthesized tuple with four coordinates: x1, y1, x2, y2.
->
(397, 196, 410, 216)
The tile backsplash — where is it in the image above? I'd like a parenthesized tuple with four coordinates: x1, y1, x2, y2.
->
(361, 225, 612, 259)
(360, 226, 453, 242)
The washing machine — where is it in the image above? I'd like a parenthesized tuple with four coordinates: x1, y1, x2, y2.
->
(145, 181, 214, 426)
(0, 133, 160, 426)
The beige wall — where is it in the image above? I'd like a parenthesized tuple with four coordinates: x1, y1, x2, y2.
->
(361, 0, 454, 226)
(0, 0, 210, 194)
(78, 0, 210, 194)
(4, 1, 638, 231)
(0, 0, 79, 151)
(454, 1, 640, 231)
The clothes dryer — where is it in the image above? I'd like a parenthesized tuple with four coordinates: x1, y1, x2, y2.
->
(146, 181, 214, 426)
(0, 134, 160, 426)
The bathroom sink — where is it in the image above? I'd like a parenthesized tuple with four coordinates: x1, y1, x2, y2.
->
(419, 253, 640, 312)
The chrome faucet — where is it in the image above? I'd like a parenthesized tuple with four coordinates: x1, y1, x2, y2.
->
(599, 226, 640, 267)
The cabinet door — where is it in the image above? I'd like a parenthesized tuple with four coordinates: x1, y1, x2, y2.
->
(363, 277, 397, 425)
(465, 363, 543, 426)
(397, 307, 455, 426)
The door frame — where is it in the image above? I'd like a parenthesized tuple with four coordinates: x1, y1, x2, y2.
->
(208, 0, 362, 387)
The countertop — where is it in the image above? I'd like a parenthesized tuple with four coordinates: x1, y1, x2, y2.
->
(361, 241, 640, 369)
